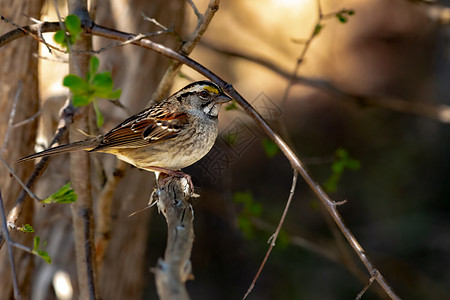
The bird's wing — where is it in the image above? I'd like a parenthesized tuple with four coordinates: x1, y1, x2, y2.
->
(92, 105, 189, 151)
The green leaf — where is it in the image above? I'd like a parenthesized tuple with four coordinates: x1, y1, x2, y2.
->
(63, 74, 88, 93)
(233, 191, 262, 217)
(89, 56, 99, 77)
(36, 250, 52, 264)
(237, 215, 254, 239)
(233, 191, 253, 206)
(92, 72, 113, 94)
(346, 160, 360, 170)
(107, 88, 122, 100)
(18, 224, 35, 233)
(332, 161, 345, 174)
(336, 147, 348, 159)
(277, 230, 291, 249)
(65, 15, 82, 36)
(324, 173, 339, 193)
(54, 30, 66, 47)
(33, 236, 40, 250)
(324, 148, 361, 192)
(336, 13, 348, 23)
(313, 24, 323, 36)
(93, 100, 104, 128)
(262, 138, 279, 158)
(42, 182, 77, 204)
(32, 237, 52, 264)
(347, 9, 355, 16)
(72, 94, 92, 107)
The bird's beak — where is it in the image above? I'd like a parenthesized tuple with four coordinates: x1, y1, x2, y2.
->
(217, 93, 233, 103)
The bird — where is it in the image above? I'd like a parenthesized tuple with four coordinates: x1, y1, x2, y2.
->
(18, 80, 232, 188)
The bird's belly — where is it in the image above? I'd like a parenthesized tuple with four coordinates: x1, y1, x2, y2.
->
(112, 124, 217, 171)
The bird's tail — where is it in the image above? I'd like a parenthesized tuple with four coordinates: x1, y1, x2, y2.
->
(17, 139, 98, 163)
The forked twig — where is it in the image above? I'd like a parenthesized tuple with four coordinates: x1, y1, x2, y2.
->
(243, 170, 298, 299)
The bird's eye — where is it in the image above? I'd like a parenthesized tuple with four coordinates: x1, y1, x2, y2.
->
(199, 91, 208, 98)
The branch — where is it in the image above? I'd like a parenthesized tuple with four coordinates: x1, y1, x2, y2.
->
(243, 170, 298, 299)
(150, 0, 221, 102)
(0, 189, 21, 300)
(153, 177, 194, 300)
(0, 16, 60, 47)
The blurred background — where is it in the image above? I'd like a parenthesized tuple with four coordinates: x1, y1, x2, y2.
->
(0, 0, 449, 299)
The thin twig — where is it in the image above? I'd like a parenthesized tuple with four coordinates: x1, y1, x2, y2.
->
(0, 189, 22, 300)
(149, 0, 220, 102)
(243, 170, 298, 299)
(141, 12, 169, 30)
(186, 0, 203, 19)
(13, 111, 42, 128)
(0, 155, 41, 202)
(30, 16, 53, 54)
(1, 81, 22, 155)
(280, 0, 323, 106)
(356, 275, 376, 300)
(32, 53, 68, 63)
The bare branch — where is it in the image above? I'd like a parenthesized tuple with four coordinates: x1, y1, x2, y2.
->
(141, 12, 169, 30)
(1, 81, 22, 155)
(153, 176, 194, 300)
(356, 275, 376, 300)
(243, 170, 298, 299)
(150, 0, 220, 102)
(0, 156, 41, 202)
(12, 111, 42, 129)
(186, 0, 203, 19)
(0, 189, 22, 300)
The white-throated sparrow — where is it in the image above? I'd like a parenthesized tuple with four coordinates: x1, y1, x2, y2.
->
(18, 81, 232, 185)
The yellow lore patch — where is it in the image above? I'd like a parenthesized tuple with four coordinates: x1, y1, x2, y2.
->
(204, 85, 219, 94)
